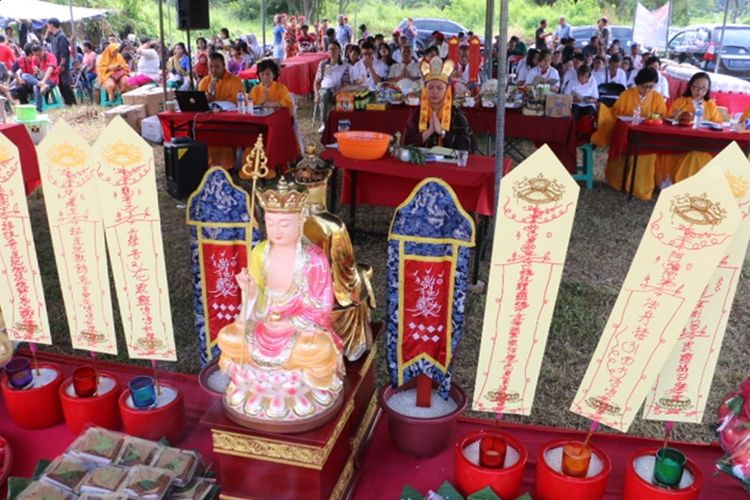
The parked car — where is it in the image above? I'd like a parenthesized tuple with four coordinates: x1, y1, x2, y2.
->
(570, 25, 636, 50)
(395, 18, 483, 52)
(667, 24, 750, 80)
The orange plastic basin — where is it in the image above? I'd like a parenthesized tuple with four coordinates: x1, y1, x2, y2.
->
(335, 131, 392, 160)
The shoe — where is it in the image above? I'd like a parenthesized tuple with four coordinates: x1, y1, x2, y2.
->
(317, 124, 325, 133)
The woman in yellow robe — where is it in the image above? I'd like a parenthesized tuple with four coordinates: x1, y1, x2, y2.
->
(248, 59, 293, 112)
(594, 68, 667, 200)
(655, 72, 724, 186)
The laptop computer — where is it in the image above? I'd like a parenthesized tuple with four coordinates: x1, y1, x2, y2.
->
(175, 90, 210, 112)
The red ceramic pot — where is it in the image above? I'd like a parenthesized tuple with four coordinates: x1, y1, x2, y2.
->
(379, 381, 467, 458)
(60, 372, 122, 435)
(1, 363, 63, 429)
(119, 382, 185, 445)
(622, 447, 703, 500)
(454, 430, 527, 499)
(535, 439, 611, 500)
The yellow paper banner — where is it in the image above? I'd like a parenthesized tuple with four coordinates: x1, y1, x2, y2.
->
(0, 134, 51, 344)
(644, 143, 750, 423)
(37, 121, 118, 354)
(473, 145, 580, 415)
(571, 163, 740, 432)
(92, 117, 176, 361)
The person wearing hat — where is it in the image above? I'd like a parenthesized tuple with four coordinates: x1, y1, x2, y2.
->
(318, 19, 329, 51)
(45, 17, 76, 105)
(402, 57, 475, 151)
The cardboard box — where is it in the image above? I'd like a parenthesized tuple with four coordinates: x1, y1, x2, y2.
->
(545, 94, 572, 118)
(123, 85, 174, 116)
(103, 104, 147, 132)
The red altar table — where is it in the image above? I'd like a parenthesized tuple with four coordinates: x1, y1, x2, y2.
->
(609, 118, 750, 199)
(322, 107, 578, 172)
(239, 52, 329, 95)
(664, 73, 750, 115)
(0, 350, 216, 498)
(352, 415, 740, 499)
(157, 109, 299, 168)
(0, 123, 41, 194)
(320, 149, 504, 219)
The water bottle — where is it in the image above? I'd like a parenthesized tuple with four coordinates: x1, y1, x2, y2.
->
(633, 105, 642, 124)
(694, 101, 703, 129)
(247, 98, 255, 115)
(237, 91, 246, 114)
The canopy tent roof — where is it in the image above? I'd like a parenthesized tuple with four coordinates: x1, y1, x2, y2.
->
(0, 0, 109, 25)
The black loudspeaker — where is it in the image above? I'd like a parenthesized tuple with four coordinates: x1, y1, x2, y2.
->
(164, 138, 209, 199)
(177, 0, 210, 31)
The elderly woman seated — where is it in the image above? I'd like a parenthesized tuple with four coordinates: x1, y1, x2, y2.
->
(403, 58, 475, 152)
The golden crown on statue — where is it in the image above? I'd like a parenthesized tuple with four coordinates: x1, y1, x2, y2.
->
(420, 58, 455, 83)
(256, 176, 308, 213)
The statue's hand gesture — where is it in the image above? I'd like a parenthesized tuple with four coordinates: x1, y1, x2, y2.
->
(236, 268, 258, 302)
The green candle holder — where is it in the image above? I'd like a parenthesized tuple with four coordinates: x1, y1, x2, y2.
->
(653, 447, 686, 489)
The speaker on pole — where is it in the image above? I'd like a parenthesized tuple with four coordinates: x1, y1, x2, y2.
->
(177, 0, 210, 30)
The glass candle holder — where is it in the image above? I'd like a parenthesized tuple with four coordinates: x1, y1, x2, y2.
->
(6, 357, 33, 389)
(561, 441, 592, 478)
(653, 447, 686, 489)
(479, 434, 507, 469)
(72, 366, 98, 398)
(129, 376, 157, 410)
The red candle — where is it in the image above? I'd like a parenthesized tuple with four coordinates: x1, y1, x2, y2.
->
(480, 434, 507, 469)
(562, 441, 592, 478)
(72, 366, 97, 398)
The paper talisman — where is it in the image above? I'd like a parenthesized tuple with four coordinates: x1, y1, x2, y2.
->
(92, 117, 176, 361)
(571, 162, 741, 431)
(644, 143, 750, 423)
(472, 145, 580, 415)
(37, 121, 117, 354)
(0, 133, 50, 343)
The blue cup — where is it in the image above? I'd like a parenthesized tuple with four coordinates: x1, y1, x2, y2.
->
(129, 375, 157, 410)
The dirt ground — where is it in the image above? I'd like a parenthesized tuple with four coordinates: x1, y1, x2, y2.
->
(27, 101, 750, 444)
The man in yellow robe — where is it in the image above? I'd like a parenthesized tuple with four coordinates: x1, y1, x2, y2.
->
(197, 53, 244, 169)
(593, 67, 666, 200)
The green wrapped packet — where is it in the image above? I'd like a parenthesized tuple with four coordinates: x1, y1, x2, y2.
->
(400, 485, 424, 500)
(436, 481, 464, 500)
(467, 486, 501, 500)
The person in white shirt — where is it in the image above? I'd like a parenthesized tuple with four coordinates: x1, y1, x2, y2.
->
(524, 49, 560, 91)
(516, 48, 539, 85)
(314, 41, 347, 131)
(600, 54, 627, 86)
(430, 31, 449, 60)
(630, 43, 643, 70)
(453, 46, 481, 86)
(349, 41, 387, 89)
(388, 44, 421, 81)
(592, 56, 607, 85)
(565, 64, 599, 120)
(561, 53, 585, 94)
(643, 55, 669, 99)
(127, 37, 160, 87)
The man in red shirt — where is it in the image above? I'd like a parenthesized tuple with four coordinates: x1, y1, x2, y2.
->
(28, 44, 59, 111)
(0, 35, 15, 70)
(297, 24, 317, 52)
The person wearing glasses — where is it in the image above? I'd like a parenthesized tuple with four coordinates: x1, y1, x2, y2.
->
(654, 72, 725, 186)
(349, 41, 387, 90)
(594, 67, 667, 200)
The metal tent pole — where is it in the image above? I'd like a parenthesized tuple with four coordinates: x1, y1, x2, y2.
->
(158, 0, 168, 102)
(484, 0, 494, 81)
(494, 0, 509, 200)
(714, 0, 730, 74)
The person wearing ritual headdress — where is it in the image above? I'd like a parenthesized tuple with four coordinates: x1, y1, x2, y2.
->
(402, 57, 475, 152)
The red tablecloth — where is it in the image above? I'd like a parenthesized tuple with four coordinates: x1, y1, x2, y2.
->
(0, 123, 41, 194)
(609, 118, 750, 162)
(239, 52, 329, 95)
(0, 350, 216, 498)
(321, 150, 507, 217)
(157, 110, 299, 168)
(353, 414, 740, 499)
(322, 107, 578, 172)
(665, 73, 750, 115)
